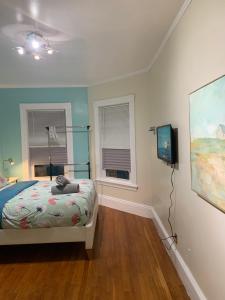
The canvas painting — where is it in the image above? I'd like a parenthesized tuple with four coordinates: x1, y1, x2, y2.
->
(190, 75, 225, 213)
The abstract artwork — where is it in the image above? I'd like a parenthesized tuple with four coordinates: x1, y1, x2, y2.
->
(190, 75, 225, 212)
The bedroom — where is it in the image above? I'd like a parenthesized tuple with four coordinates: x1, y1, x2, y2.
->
(0, 0, 224, 299)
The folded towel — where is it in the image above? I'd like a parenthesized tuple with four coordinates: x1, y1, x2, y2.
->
(51, 183, 80, 195)
(56, 175, 71, 187)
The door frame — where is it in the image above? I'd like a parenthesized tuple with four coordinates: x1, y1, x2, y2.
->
(20, 103, 74, 180)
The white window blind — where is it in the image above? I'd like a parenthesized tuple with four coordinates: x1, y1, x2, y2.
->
(28, 110, 66, 147)
(100, 104, 131, 172)
(29, 147, 68, 165)
(101, 104, 130, 149)
(28, 110, 68, 166)
(102, 148, 131, 171)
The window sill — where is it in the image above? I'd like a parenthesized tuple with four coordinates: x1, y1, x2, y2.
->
(95, 177, 138, 191)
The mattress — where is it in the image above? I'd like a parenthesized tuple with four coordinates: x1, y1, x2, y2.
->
(1, 179, 96, 229)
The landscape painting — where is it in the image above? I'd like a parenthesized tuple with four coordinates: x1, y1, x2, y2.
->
(190, 75, 225, 213)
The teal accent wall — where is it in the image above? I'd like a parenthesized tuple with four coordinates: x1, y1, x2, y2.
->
(0, 87, 89, 179)
(0, 129, 3, 175)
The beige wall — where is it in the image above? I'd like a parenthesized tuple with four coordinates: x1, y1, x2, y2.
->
(88, 73, 152, 204)
(147, 0, 225, 299)
(89, 0, 225, 298)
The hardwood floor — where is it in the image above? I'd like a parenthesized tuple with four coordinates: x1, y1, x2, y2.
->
(0, 206, 189, 300)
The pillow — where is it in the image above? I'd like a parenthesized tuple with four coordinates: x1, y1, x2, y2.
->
(0, 176, 7, 189)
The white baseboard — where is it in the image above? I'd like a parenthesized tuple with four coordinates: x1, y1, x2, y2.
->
(151, 207, 207, 300)
(99, 194, 206, 300)
(98, 194, 153, 219)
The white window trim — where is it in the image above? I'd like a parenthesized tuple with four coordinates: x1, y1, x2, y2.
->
(94, 95, 137, 190)
(20, 103, 74, 180)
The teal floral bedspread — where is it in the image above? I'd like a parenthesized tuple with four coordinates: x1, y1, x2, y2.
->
(2, 179, 96, 229)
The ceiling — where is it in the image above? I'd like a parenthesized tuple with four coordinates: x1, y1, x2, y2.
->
(0, 0, 185, 87)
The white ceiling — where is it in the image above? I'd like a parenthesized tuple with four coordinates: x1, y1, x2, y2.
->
(0, 0, 186, 87)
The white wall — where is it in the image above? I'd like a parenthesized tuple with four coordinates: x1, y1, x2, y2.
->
(89, 0, 225, 298)
(88, 73, 152, 204)
(147, 0, 225, 299)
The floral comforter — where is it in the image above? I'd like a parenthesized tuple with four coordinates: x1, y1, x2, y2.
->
(2, 179, 96, 229)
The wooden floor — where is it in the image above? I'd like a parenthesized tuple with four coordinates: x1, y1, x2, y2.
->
(0, 206, 189, 300)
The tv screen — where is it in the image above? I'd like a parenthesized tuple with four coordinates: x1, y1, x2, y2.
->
(157, 124, 175, 164)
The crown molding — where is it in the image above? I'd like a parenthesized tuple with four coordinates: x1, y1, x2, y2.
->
(0, 0, 192, 89)
(146, 0, 192, 72)
(90, 0, 192, 87)
(88, 67, 149, 87)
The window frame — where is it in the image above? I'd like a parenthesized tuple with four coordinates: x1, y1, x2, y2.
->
(20, 103, 74, 180)
(94, 95, 137, 190)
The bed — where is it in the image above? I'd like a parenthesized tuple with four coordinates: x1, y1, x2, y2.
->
(0, 179, 98, 252)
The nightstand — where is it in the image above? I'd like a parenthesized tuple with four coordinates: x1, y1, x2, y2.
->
(7, 177, 18, 184)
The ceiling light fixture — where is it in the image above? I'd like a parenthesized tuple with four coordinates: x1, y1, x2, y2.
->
(34, 54, 40, 60)
(31, 39, 40, 49)
(47, 48, 53, 55)
(16, 46, 25, 55)
(14, 31, 55, 61)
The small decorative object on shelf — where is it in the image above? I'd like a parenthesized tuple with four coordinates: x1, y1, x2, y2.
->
(7, 177, 18, 184)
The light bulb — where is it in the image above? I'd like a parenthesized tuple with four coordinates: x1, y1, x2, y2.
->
(47, 49, 53, 55)
(8, 158, 14, 165)
(17, 47, 25, 55)
(31, 39, 40, 49)
(34, 54, 40, 60)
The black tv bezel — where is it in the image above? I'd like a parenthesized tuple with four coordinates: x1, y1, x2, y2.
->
(156, 124, 175, 164)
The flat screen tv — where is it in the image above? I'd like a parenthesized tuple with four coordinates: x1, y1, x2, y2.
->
(157, 124, 176, 164)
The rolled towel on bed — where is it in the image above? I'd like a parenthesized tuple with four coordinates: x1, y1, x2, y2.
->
(55, 175, 71, 186)
(51, 183, 80, 195)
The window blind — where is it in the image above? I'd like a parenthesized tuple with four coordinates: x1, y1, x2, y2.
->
(101, 104, 130, 149)
(28, 110, 66, 147)
(102, 148, 131, 171)
(100, 104, 131, 172)
(28, 110, 68, 167)
(30, 147, 68, 165)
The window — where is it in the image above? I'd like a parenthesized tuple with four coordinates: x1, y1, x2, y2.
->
(106, 169, 129, 180)
(94, 95, 137, 189)
(28, 110, 68, 179)
(20, 103, 74, 180)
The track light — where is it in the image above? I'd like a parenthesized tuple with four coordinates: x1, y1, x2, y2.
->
(14, 32, 55, 61)
(31, 39, 40, 49)
(34, 54, 40, 60)
(17, 47, 25, 55)
(47, 49, 53, 55)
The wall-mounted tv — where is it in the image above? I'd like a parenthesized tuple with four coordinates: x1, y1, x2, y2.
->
(157, 124, 176, 164)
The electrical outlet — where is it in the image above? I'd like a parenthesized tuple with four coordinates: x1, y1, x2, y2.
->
(173, 234, 178, 244)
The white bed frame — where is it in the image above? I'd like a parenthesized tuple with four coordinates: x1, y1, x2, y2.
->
(0, 196, 98, 252)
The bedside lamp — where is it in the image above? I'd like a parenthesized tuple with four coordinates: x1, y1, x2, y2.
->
(3, 158, 15, 169)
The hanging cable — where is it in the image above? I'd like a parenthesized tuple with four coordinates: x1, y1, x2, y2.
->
(161, 164, 176, 250)
(168, 164, 175, 237)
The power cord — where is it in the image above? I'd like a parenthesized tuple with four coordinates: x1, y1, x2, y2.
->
(168, 164, 175, 237)
(161, 164, 176, 251)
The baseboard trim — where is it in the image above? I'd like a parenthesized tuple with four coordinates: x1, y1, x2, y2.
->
(151, 207, 207, 300)
(99, 194, 206, 300)
(98, 194, 153, 219)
